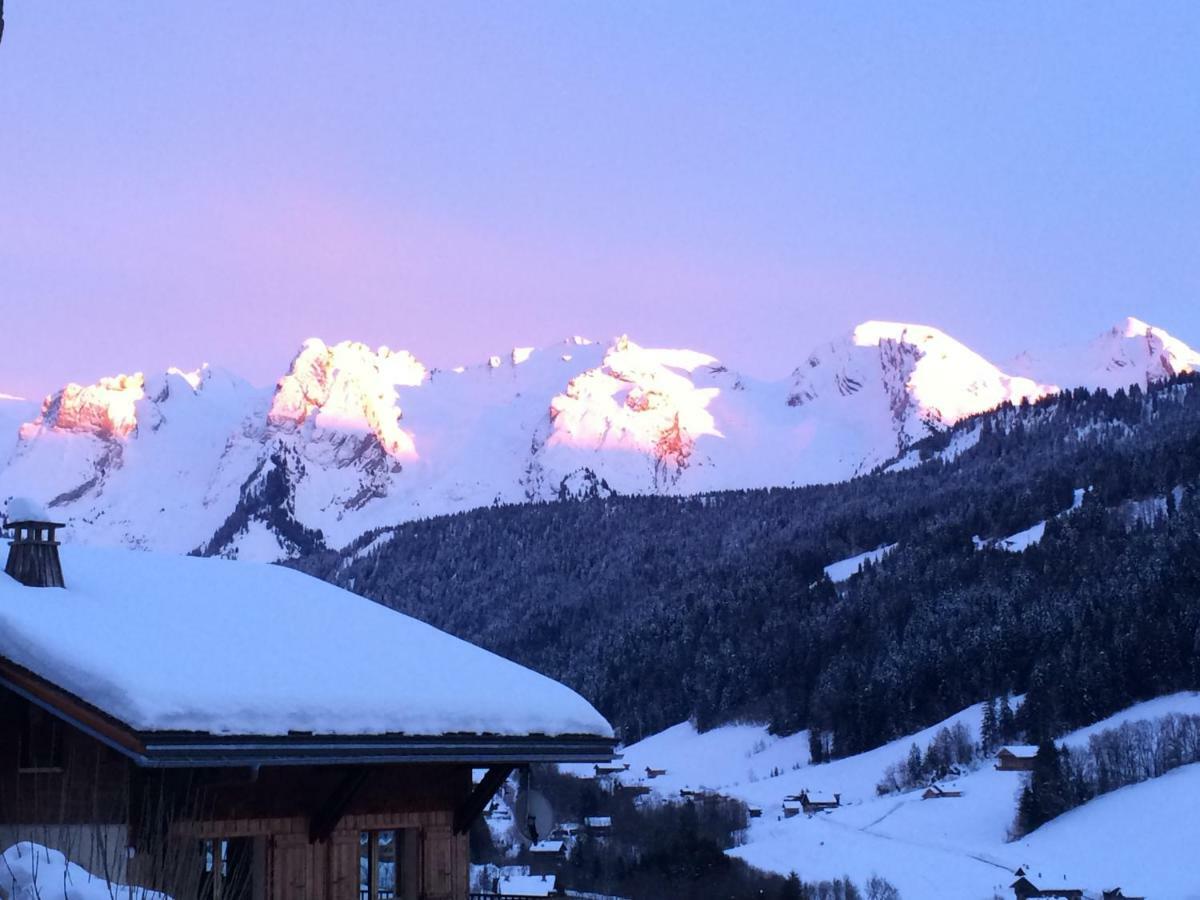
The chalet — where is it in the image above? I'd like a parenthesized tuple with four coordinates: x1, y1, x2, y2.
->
(593, 762, 629, 777)
(644, 766, 667, 779)
(549, 823, 580, 840)
(1102, 891, 1145, 900)
(1010, 869, 1083, 900)
(781, 801, 801, 819)
(921, 785, 963, 800)
(789, 791, 841, 814)
(996, 746, 1039, 772)
(747, 806, 763, 818)
(0, 510, 615, 900)
(528, 840, 566, 858)
(583, 816, 612, 835)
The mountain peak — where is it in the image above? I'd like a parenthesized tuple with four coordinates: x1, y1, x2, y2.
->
(1011, 317, 1200, 392)
(267, 338, 425, 459)
(22, 373, 146, 439)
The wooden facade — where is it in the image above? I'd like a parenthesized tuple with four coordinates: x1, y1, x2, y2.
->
(0, 675, 613, 900)
(995, 748, 1038, 772)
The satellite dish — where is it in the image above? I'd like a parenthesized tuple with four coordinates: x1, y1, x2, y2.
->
(513, 770, 556, 842)
(525, 790, 554, 840)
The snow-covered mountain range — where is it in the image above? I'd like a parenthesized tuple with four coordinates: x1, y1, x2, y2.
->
(1, 316, 1195, 561)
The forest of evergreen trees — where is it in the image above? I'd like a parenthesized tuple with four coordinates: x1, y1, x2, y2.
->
(294, 374, 1200, 759)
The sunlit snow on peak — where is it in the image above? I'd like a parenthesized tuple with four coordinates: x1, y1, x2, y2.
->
(168, 365, 206, 391)
(21, 373, 146, 439)
(268, 338, 424, 458)
(547, 337, 724, 464)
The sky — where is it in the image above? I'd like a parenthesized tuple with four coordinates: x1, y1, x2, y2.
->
(1, 2, 1198, 400)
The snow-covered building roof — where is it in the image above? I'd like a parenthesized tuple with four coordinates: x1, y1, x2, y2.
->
(997, 745, 1039, 758)
(498, 873, 557, 896)
(0, 546, 613, 765)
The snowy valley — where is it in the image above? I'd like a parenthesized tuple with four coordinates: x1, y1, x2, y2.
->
(564, 693, 1200, 899)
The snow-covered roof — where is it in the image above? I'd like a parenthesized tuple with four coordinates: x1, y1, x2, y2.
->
(529, 840, 565, 854)
(584, 816, 612, 827)
(997, 745, 1038, 757)
(499, 873, 557, 896)
(0, 546, 612, 741)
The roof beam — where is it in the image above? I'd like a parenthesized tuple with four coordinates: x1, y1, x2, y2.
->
(309, 768, 371, 843)
(453, 765, 514, 835)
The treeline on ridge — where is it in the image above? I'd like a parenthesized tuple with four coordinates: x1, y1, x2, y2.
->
(293, 374, 1200, 757)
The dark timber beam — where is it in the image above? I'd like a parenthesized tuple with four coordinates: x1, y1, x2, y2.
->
(453, 765, 514, 835)
(309, 768, 371, 843)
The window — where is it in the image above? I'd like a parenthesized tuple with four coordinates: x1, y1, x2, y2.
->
(18, 705, 64, 773)
(359, 830, 414, 900)
(199, 838, 253, 900)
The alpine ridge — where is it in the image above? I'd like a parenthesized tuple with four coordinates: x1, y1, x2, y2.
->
(1, 318, 1195, 561)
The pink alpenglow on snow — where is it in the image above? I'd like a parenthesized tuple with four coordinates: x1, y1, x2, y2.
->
(0, 545, 613, 739)
(0, 318, 1195, 560)
(549, 337, 723, 446)
(268, 338, 426, 459)
(21, 373, 146, 440)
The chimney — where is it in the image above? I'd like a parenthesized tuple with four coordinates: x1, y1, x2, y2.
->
(3, 498, 65, 588)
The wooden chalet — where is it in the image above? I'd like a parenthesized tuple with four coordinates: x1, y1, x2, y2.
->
(644, 766, 667, 779)
(593, 762, 629, 777)
(789, 791, 841, 814)
(921, 784, 963, 800)
(1010, 869, 1084, 900)
(0, 515, 615, 900)
(781, 801, 801, 819)
(583, 816, 612, 836)
(996, 747, 1038, 772)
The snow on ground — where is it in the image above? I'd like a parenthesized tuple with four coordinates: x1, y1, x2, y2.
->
(976, 487, 1088, 552)
(562, 721, 811, 794)
(0, 545, 612, 738)
(1014, 763, 1200, 900)
(1058, 691, 1200, 748)
(823, 544, 898, 583)
(993, 520, 1046, 552)
(1, 841, 170, 900)
(597, 693, 1200, 899)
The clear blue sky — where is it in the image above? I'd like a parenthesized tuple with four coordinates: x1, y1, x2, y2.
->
(1, 2, 1197, 398)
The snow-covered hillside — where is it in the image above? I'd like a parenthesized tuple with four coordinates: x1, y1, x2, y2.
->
(0, 318, 1195, 560)
(588, 693, 1200, 899)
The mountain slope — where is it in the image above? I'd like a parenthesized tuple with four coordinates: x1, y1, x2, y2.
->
(0, 318, 1195, 559)
(309, 371, 1200, 747)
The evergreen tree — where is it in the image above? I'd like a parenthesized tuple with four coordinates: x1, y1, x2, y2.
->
(779, 873, 804, 900)
(998, 690, 1019, 742)
(808, 729, 825, 765)
(981, 697, 999, 753)
(905, 743, 923, 785)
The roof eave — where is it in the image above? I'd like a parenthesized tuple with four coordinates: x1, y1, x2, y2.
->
(1, 657, 616, 768)
(134, 733, 618, 768)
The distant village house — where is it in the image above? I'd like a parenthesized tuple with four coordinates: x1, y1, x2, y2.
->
(996, 747, 1039, 772)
